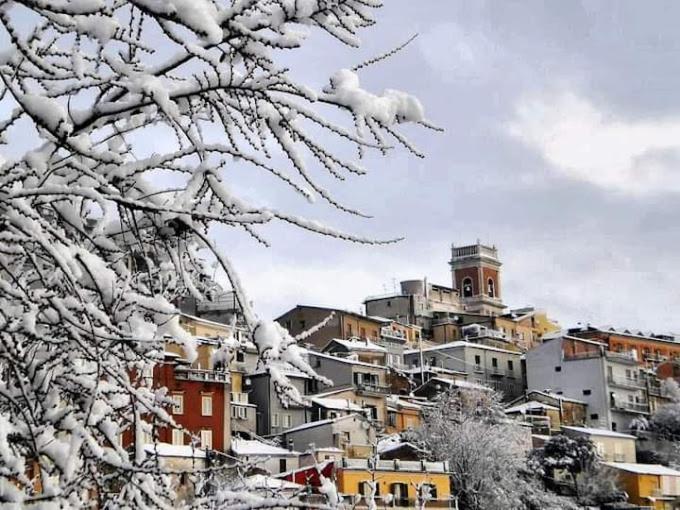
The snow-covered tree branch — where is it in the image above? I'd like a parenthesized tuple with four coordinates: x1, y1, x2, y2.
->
(0, 0, 431, 506)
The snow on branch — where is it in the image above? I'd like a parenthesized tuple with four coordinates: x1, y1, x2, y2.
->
(0, 0, 431, 506)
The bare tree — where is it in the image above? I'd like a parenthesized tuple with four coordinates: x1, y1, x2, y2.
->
(0, 0, 432, 507)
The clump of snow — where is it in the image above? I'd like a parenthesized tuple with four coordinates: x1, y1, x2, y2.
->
(323, 69, 425, 125)
(21, 94, 72, 136)
(133, 0, 223, 43)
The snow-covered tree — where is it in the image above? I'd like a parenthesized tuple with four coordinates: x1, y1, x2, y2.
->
(529, 434, 625, 506)
(416, 388, 531, 510)
(0, 0, 432, 506)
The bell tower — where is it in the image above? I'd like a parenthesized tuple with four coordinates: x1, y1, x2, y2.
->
(450, 241, 505, 316)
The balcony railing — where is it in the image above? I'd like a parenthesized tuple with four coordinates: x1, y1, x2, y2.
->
(341, 458, 449, 473)
(607, 375, 645, 390)
(611, 400, 649, 414)
(355, 382, 391, 394)
(175, 368, 229, 383)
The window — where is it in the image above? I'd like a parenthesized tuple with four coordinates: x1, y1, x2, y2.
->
(299, 320, 306, 330)
(272, 413, 279, 427)
(388, 412, 397, 427)
(507, 360, 514, 371)
(491, 357, 498, 368)
(420, 483, 437, 500)
(590, 413, 599, 420)
(475, 355, 481, 365)
(172, 429, 184, 446)
(360, 327, 366, 338)
(583, 389, 591, 396)
(487, 278, 495, 298)
(172, 394, 184, 415)
(612, 422, 617, 431)
(238, 407, 247, 419)
(360, 481, 380, 496)
(390, 483, 409, 506)
(201, 395, 213, 416)
(387, 300, 392, 308)
(462, 277, 473, 298)
(347, 323, 352, 336)
(283, 414, 292, 428)
(555, 366, 562, 372)
(235, 351, 245, 362)
(279, 459, 287, 473)
(200, 430, 212, 449)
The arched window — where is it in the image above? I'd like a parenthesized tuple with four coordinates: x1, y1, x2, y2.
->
(462, 277, 473, 298)
(487, 278, 495, 298)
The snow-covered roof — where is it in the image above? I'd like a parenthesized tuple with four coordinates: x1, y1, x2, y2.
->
(562, 426, 636, 440)
(310, 397, 363, 411)
(604, 463, 680, 476)
(308, 351, 389, 370)
(419, 377, 491, 392)
(281, 414, 361, 435)
(386, 395, 422, 410)
(231, 438, 300, 457)
(505, 401, 559, 414)
(400, 366, 467, 376)
(235, 474, 303, 490)
(143, 443, 206, 458)
(180, 313, 236, 331)
(525, 390, 587, 405)
(325, 338, 386, 353)
(404, 341, 521, 356)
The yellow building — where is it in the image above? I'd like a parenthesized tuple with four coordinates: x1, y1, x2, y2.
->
(494, 308, 561, 350)
(385, 397, 422, 434)
(336, 458, 451, 508)
(605, 463, 680, 509)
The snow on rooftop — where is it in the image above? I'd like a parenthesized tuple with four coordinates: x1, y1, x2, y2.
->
(231, 438, 300, 457)
(505, 401, 559, 414)
(604, 463, 680, 476)
(310, 397, 363, 411)
(235, 474, 303, 491)
(404, 340, 520, 356)
(422, 377, 491, 392)
(143, 443, 206, 458)
(308, 351, 389, 369)
(281, 414, 361, 435)
(327, 338, 386, 353)
(562, 426, 636, 439)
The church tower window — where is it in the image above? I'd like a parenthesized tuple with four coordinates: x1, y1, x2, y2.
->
(487, 278, 495, 298)
(462, 277, 473, 298)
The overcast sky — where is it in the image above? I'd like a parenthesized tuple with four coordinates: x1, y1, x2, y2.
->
(214, 1, 680, 332)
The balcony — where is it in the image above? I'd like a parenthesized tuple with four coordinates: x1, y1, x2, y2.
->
(355, 382, 391, 395)
(607, 375, 645, 390)
(611, 400, 650, 414)
(380, 327, 407, 342)
(605, 350, 638, 364)
(175, 368, 229, 383)
(473, 364, 484, 373)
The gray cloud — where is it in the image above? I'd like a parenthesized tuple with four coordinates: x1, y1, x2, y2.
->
(212, 1, 680, 332)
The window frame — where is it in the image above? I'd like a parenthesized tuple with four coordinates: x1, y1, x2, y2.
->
(201, 394, 213, 416)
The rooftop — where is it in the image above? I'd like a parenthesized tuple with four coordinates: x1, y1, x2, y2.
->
(505, 401, 560, 414)
(562, 426, 636, 440)
(280, 413, 362, 435)
(310, 397, 363, 412)
(604, 462, 680, 476)
(404, 340, 521, 356)
(231, 438, 300, 457)
(324, 338, 387, 353)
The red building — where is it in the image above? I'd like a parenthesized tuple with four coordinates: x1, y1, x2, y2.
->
(154, 352, 231, 451)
